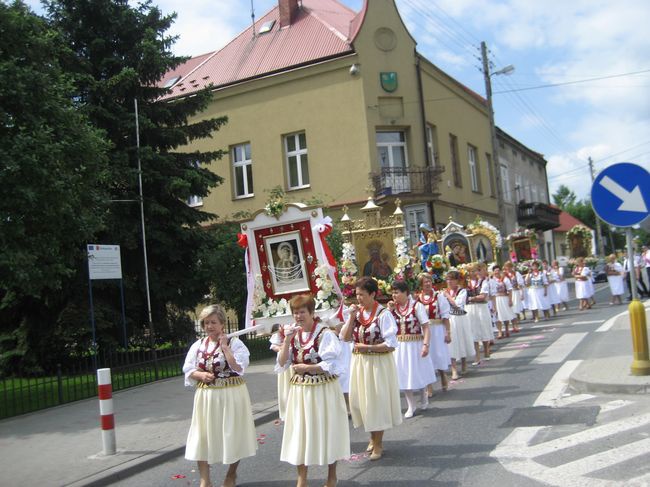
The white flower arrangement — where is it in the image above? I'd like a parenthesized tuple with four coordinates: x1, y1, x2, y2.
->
(473, 220, 504, 248)
(393, 236, 411, 274)
(251, 265, 340, 319)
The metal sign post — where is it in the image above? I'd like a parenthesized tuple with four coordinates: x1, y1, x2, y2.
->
(87, 245, 128, 354)
(591, 162, 650, 375)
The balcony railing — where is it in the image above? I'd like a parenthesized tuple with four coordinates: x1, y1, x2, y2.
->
(370, 166, 443, 199)
(517, 202, 561, 231)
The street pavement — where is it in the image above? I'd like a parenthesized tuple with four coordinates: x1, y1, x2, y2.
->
(1, 284, 650, 486)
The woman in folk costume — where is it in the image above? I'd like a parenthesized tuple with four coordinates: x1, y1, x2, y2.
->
(183, 305, 257, 487)
(605, 253, 625, 305)
(269, 325, 291, 422)
(388, 280, 436, 418)
(573, 257, 593, 310)
(543, 260, 561, 315)
(551, 260, 570, 310)
(465, 264, 492, 363)
(416, 272, 451, 394)
(525, 260, 550, 322)
(341, 277, 402, 461)
(444, 271, 475, 380)
(492, 265, 518, 338)
(503, 261, 525, 324)
(277, 295, 350, 487)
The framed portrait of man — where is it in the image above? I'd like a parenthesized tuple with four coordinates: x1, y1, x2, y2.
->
(264, 231, 310, 295)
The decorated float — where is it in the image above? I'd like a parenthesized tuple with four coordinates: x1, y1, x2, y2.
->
(505, 227, 538, 263)
(565, 224, 592, 258)
(236, 199, 343, 335)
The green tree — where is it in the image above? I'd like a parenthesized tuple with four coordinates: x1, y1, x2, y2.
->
(0, 1, 109, 371)
(43, 0, 227, 347)
(552, 184, 577, 211)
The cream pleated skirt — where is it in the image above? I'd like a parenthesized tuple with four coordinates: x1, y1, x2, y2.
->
(349, 352, 403, 432)
(466, 303, 493, 342)
(280, 378, 350, 466)
(185, 383, 257, 465)
(395, 339, 436, 390)
(277, 367, 292, 421)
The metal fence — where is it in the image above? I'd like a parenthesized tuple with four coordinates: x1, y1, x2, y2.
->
(0, 332, 273, 420)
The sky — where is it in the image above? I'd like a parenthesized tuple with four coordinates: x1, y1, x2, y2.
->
(25, 0, 650, 203)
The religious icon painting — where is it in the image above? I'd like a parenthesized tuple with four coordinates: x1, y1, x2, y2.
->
(263, 231, 310, 296)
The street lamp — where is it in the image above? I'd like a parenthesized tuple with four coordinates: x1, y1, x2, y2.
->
(481, 41, 514, 260)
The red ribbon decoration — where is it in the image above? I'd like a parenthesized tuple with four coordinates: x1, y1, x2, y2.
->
(237, 232, 248, 249)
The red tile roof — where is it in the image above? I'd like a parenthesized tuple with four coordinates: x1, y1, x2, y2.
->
(161, 0, 359, 100)
(552, 206, 593, 232)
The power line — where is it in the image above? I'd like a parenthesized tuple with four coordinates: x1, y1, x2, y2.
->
(493, 69, 650, 94)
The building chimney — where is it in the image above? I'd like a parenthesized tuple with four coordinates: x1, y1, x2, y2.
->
(279, 0, 299, 28)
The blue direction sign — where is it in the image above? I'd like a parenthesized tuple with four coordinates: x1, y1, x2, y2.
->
(591, 162, 650, 227)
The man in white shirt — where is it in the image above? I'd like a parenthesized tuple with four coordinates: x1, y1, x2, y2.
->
(642, 245, 650, 291)
(624, 253, 649, 300)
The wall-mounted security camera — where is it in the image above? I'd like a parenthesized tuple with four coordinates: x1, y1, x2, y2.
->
(349, 64, 360, 76)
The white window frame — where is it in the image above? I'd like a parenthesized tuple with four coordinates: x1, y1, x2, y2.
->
(285, 132, 309, 190)
(426, 124, 437, 166)
(468, 145, 479, 192)
(376, 131, 408, 168)
(232, 142, 253, 199)
(514, 173, 522, 202)
(187, 194, 203, 207)
(500, 164, 511, 202)
(404, 204, 430, 245)
(187, 161, 203, 207)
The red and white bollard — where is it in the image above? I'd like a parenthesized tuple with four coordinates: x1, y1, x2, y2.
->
(97, 368, 116, 455)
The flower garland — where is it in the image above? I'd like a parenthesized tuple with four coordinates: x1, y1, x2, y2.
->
(425, 254, 449, 284)
(566, 225, 592, 254)
(467, 218, 504, 248)
(338, 243, 358, 299)
(506, 227, 537, 246)
(264, 187, 286, 218)
(392, 236, 418, 289)
(251, 265, 340, 319)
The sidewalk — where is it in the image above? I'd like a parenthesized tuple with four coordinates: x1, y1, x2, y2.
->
(569, 299, 650, 394)
(0, 358, 279, 487)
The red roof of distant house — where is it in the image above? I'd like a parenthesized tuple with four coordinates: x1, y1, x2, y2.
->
(553, 206, 593, 232)
(160, 0, 359, 100)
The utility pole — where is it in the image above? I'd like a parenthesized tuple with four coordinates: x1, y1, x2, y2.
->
(589, 156, 606, 256)
(481, 41, 507, 257)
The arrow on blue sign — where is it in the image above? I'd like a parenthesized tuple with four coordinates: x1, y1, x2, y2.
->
(599, 175, 648, 213)
(591, 162, 650, 227)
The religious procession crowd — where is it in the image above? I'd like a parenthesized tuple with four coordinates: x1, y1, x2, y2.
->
(175, 252, 628, 487)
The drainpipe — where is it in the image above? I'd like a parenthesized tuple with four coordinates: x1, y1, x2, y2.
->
(416, 53, 437, 229)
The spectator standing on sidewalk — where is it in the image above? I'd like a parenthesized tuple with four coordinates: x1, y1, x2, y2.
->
(624, 253, 649, 300)
(183, 304, 257, 487)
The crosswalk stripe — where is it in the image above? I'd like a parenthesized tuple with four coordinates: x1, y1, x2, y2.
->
(532, 333, 587, 365)
(522, 411, 650, 458)
(551, 436, 650, 477)
(572, 320, 604, 325)
(599, 399, 633, 413)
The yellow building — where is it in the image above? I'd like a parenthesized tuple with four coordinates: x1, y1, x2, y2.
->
(163, 0, 499, 244)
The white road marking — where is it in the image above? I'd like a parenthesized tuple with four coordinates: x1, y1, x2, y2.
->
(489, 336, 531, 360)
(554, 393, 595, 407)
(516, 411, 650, 458)
(572, 320, 604, 325)
(552, 437, 650, 477)
(532, 333, 587, 365)
(599, 399, 633, 413)
(534, 360, 582, 406)
(596, 311, 625, 332)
